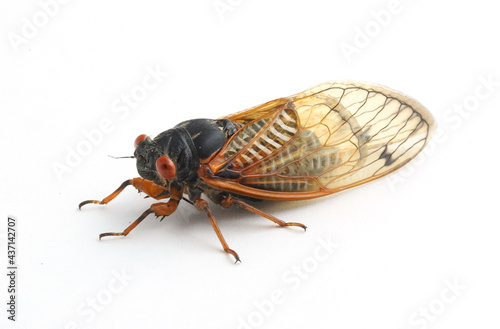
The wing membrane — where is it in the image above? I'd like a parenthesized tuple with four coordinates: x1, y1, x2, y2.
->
(202, 81, 436, 200)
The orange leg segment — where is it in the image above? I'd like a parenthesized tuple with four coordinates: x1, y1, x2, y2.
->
(194, 198, 241, 263)
(80, 178, 180, 240)
(220, 196, 307, 231)
(98, 199, 180, 239)
(79, 178, 169, 209)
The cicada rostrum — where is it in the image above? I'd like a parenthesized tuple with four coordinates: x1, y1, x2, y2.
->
(79, 81, 436, 262)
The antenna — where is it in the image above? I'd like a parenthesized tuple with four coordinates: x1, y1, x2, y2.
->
(108, 155, 135, 159)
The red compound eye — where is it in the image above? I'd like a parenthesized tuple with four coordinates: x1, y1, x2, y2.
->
(134, 134, 148, 148)
(155, 156, 176, 179)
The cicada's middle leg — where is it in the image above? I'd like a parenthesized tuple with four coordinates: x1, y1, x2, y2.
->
(193, 198, 241, 263)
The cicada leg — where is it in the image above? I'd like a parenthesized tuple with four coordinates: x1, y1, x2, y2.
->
(220, 196, 307, 231)
(193, 198, 241, 263)
(80, 178, 179, 240)
(78, 177, 169, 209)
(98, 199, 180, 239)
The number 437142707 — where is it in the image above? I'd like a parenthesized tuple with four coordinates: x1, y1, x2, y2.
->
(7, 217, 16, 266)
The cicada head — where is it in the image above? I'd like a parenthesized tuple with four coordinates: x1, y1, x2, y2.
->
(133, 128, 199, 187)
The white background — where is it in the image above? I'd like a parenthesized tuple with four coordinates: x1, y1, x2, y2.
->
(1, 1, 499, 328)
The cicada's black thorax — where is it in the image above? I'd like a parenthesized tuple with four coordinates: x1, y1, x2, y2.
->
(175, 119, 238, 161)
(134, 118, 237, 187)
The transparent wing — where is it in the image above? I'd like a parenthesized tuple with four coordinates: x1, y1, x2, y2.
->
(202, 81, 436, 200)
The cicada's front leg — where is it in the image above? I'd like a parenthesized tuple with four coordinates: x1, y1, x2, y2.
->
(98, 198, 180, 239)
(97, 186, 183, 240)
(78, 177, 169, 209)
(79, 178, 181, 240)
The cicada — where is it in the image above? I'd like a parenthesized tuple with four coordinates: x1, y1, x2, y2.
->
(79, 81, 436, 262)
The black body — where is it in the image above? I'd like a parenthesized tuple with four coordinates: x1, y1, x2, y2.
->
(134, 118, 237, 188)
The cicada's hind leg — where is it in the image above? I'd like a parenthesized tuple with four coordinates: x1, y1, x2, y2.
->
(193, 198, 241, 263)
(220, 196, 307, 230)
(78, 178, 169, 209)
